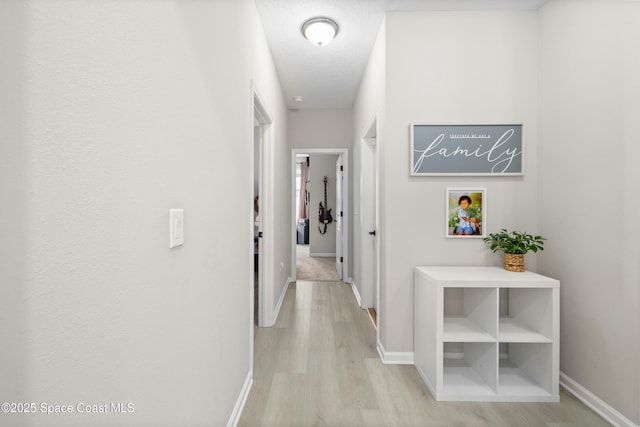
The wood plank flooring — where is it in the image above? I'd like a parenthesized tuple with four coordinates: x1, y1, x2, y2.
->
(238, 281, 610, 427)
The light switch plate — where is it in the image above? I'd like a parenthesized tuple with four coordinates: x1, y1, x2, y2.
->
(169, 209, 184, 248)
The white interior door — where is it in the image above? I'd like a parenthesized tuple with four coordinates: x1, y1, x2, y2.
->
(335, 155, 344, 280)
(361, 131, 377, 310)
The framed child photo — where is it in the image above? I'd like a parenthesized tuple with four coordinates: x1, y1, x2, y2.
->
(446, 188, 486, 239)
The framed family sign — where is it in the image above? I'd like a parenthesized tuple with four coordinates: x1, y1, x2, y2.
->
(411, 124, 523, 176)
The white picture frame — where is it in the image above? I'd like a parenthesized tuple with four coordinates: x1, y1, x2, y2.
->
(446, 188, 487, 239)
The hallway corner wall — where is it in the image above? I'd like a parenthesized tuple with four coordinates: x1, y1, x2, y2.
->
(538, 1, 640, 423)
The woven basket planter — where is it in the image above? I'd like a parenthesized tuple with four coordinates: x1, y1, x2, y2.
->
(504, 253, 525, 272)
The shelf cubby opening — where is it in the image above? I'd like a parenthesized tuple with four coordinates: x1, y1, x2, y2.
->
(498, 288, 553, 343)
(443, 288, 497, 342)
(498, 343, 553, 396)
(442, 342, 498, 396)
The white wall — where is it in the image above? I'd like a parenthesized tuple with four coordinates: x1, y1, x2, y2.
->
(288, 109, 353, 150)
(308, 154, 339, 256)
(382, 11, 539, 352)
(538, 1, 640, 423)
(0, 1, 288, 426)
(289, 109, 353, 277)
(353, 18, 386, 309)
(0, 3, 28, 420)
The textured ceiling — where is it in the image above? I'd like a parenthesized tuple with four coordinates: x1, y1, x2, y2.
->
(255, 0, 548, 110)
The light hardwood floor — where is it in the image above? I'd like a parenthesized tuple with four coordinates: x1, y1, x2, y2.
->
(296, 244, 341, 281)
(239, 281, 610, 427)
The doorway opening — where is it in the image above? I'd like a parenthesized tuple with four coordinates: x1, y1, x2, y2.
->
(291, 149, 349, 284)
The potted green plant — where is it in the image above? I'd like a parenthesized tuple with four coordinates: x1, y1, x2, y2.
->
(482, 229, 545, 272)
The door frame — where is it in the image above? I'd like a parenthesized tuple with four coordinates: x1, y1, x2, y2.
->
(335, 154, 344, 280)
(290, 148, 349, 283)
(250, 81, 274, 338)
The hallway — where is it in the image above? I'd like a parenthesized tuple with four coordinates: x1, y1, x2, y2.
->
(296, 244, 341, 282)
(1, 1, 638, 426)
(238, 281, 609, 427)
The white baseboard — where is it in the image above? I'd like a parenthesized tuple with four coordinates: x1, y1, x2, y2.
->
(271, 277, 291, 326)
(309, 252, 336, 257)
(226, 371, 253, 427)
(560, 372, 638, 427)
(377, 338, 414, 365)
(349, 279, 362, 307)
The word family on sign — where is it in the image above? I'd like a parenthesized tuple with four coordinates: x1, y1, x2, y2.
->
(411, 125, 523, 176)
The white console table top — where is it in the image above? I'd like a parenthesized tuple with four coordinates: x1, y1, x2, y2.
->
(415, 266, 559, 288)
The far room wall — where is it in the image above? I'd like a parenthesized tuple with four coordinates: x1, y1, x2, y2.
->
(308, 154, 339, 256)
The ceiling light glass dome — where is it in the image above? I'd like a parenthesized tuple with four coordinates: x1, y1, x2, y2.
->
(301, 17, 339, 47)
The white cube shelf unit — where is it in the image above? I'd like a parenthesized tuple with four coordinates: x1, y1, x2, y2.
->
(414, 266, 559, 402)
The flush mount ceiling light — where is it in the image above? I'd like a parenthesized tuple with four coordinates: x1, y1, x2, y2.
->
(301, 17, 339, 47)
